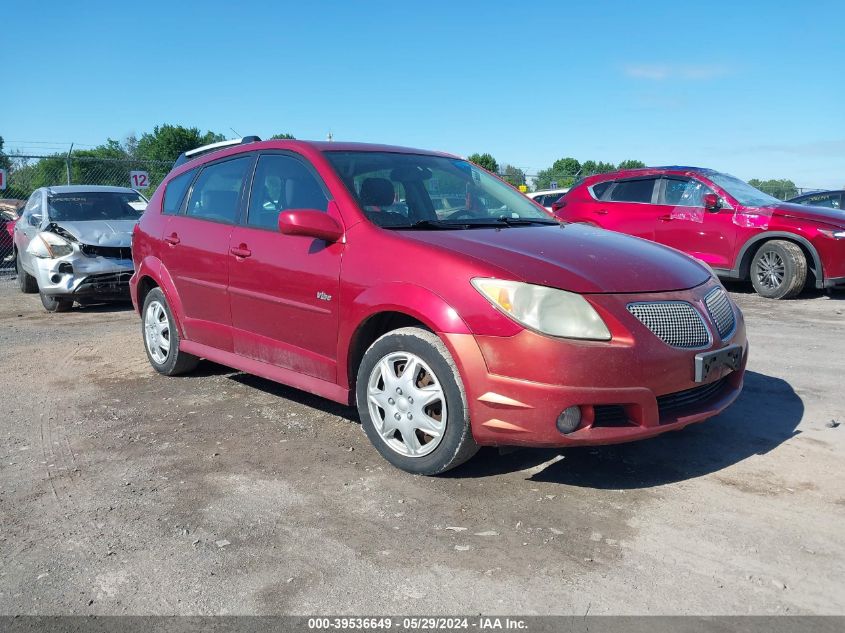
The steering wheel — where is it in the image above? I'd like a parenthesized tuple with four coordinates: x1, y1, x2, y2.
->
(443, 209, 476, 221)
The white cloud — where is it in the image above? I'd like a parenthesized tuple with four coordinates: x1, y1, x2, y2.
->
(623, 64, 732, 81)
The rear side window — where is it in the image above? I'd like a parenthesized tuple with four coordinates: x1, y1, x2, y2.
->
(247, 154, 329, 230)
(608, 178, 657, 203)
(591, 181, 612, 200)
(163, 169, 196, 215)
(185, 157, 252, 224)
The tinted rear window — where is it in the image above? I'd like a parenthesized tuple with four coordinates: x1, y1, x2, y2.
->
(592, 181, 612, 199)
(609, 179, 656, 203)
(163, 169, 196, 215)
(185, 157, 252, 224)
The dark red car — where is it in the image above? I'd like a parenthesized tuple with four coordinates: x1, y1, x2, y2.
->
(0, 199, 24, 262)
(130, 140, 747, 474)
(554, 166, 845, 299)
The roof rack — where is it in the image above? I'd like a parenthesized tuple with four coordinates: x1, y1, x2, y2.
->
(173, 136, 261, 168)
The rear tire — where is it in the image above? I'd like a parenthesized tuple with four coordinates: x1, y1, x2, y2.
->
(16, 251, 38, 294)
(40, 292, 73, 312)
(141, 287, 199, 376)
(356, 327, 478, 475)
(750, 240, 806, 299)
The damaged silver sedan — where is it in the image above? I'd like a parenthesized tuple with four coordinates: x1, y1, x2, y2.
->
(13, 185, 147, 312)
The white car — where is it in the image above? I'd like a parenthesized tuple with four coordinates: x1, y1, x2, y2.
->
(528, 188, 569, 211)
(14, 185, 147, 312)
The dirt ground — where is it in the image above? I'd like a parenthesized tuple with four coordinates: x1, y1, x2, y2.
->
(0, 277, 843, 616)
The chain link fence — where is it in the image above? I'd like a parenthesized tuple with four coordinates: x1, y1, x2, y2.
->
(0, 154, 174, 274)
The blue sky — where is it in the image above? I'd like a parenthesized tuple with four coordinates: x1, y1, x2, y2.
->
(4, 0, 844, 188)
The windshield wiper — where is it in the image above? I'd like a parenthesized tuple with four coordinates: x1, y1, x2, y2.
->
(495, 215, 560, 226)
(389, 219, 468, 230)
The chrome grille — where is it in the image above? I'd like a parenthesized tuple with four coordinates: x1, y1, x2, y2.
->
(704, 288, 736, 339)
(627, 301, 709, 348)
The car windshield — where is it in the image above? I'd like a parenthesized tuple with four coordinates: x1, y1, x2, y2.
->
(706, 172, 781, 207)
(47, 192, 146, 222)
(324, 151, 556, 229)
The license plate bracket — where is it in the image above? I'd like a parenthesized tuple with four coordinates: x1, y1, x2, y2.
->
(694, 344, 742, 383)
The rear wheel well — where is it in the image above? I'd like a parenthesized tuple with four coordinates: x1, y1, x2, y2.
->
(347, 312, 431, 395)
(740, 236, 819, 285)
(136, 276, 159, 312)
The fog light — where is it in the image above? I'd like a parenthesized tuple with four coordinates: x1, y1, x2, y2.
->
(556, 406, 582, 434)
(50, 274, 62, 284)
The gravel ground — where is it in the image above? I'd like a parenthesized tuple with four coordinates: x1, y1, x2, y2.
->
(0, 277, 843, 615)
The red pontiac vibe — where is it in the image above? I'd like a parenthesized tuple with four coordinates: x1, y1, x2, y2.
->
(130, 139, 747, 475)
(553, 166, 845, 299)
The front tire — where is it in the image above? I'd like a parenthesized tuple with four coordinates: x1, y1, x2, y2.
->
(750, 240, 807, 299)
(40, 293, 73, 312)
(356, 327, 478, 475)
(16, 251, 38, 294)
(141, 287, 199, 376)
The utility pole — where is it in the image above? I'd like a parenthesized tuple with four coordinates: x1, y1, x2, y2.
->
(65, 143, 74, 185)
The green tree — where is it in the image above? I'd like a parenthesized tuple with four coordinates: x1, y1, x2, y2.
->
(467, 152, 499, 173)
(270, 133, 296, 140)
(581, 160, 617, 175)
(617, 159, 646, 169)
(135, 124, 224, 162)
(0, 135, 11, 171)
(501, 164, 526, 187)
(534, 156, 581, 190)
(749, 178, 797, 200)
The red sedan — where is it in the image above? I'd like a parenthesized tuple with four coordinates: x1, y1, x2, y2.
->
(554, 166, 845, 299)
(130, 139, 747, 474)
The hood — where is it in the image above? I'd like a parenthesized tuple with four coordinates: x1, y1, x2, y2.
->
(400, 223, 711, 294)
(48, 220, 137, 247)
(770, 202, 845, 227)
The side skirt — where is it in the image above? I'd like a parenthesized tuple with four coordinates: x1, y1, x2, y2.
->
(180, 340, 351, 406)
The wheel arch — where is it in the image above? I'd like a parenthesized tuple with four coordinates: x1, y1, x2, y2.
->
(340, 283, 472, 396)
(133, 256, 188, 337)
(737, 232, 824, 288)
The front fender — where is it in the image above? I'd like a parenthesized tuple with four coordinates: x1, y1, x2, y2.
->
(337, 282, 473, 389)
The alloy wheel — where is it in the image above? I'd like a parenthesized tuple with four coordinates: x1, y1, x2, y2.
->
(144, 300, 171, 364)
(754, 250, 785, 290)
(366, 351, 447, 457)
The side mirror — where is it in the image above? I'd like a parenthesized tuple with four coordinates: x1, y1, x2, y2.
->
(278, 209, 343, 242)
(551, 198, 565, 213)
(703, 193, 721, 212)
(28, 213, 42, 227)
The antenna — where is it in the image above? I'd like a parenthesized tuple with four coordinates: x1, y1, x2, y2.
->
(327, 131, 333, 142)
(230, 127, 241, 137)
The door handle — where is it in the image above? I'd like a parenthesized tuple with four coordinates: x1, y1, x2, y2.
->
(164, 233, 180, 245)
(593, 209, 609, 215)
(230, 244, 252, 258)
(658, 215, 674, 222)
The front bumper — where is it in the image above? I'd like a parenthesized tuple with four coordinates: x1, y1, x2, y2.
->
(443, 282, 748, 448)
(31, 252, 133, 300)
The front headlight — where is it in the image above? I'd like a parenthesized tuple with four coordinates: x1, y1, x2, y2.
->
(471, 278, 611, 340)
(819, 228, 845, 239)
(27, 231, 74, 258)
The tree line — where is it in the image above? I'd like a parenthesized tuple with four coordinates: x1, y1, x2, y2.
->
(0, 130, 812, 201)
(0, 126, 295, 199)
(467, 152, 807, 199)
